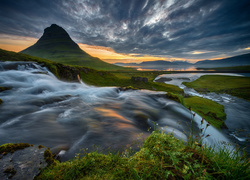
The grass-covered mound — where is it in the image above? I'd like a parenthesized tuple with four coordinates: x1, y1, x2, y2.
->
(183, 96, 226, 129)
(183, 75, 250, 101)
(36, 131, 249, 179)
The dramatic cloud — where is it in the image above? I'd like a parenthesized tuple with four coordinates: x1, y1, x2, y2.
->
(0, 0, 250, 61)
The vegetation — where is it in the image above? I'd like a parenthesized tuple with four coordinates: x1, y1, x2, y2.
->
(183, 75, 250, 101)
(183, 96, 226, 129)
(0, 86, 11, 92)
(0, 143, 32, 155)
(36, 131, 249, 179)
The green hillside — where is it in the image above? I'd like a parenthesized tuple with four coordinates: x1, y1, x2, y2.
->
(20, 24, 129, 71)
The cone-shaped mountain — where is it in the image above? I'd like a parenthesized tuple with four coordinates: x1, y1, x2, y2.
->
(21, 24, 126, 70)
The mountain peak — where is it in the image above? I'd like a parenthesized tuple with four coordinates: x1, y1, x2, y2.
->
(20, 24, 126, 70)
(39, 24, 71, 41)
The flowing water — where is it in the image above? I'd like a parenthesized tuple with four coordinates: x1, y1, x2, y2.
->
(155, 73, 250, 155)
(0, 62, 234, 160)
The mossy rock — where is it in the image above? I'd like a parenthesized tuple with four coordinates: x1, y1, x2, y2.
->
(0, 143, 33, 155)
(0, 86, 11, 92)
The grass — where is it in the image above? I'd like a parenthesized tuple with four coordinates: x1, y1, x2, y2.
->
(183, 96, 226, 129)
(183, 75, 250, 101)
(36, 131, 249, 180)
(0, 143, 32, 155)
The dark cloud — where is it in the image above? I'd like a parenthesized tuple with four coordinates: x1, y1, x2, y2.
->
(0, 0, 250, 60)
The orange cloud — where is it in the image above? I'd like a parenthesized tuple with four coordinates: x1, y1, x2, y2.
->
(0, 34, 37, 52)
(78, 43, 189, 63)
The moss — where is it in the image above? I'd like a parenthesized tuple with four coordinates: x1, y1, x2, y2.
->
(0, 86, 11, 92)
(44, 148, 56, 166)
(0, 143, 32, 155)
(38, 145, 45, 149)
(165, 92, 182, 103)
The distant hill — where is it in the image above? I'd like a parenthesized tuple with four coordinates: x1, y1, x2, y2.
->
(140, 60, 179, 66)
(21, 24, 128, 71)
(115, 62, 139, 67)
(195, 53, 250, 68)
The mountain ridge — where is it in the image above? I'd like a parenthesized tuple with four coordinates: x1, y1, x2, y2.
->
(21, 24, 128, 71)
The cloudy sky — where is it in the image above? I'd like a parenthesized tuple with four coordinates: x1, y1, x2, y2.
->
(0, 0, 250, 63)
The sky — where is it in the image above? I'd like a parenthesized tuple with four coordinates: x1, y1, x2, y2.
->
(0, 0, 250, 63)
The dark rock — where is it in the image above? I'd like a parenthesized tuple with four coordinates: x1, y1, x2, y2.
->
(0, 145, 49, 180)
(154, 77, 172, 83)
(131, 76, 148, 83)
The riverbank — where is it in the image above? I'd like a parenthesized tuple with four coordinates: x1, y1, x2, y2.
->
(35, 131, 249, 179)
(183, 75, 250, 101)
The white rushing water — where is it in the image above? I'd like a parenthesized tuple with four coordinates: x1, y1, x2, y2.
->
(0, 61, 235, 160)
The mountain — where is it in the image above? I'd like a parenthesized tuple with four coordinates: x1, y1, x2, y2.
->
(114, 62, 139, 67)
(21, 24, 127, 71)
(139, 60, 179, 66)
(195, 53, 250, 68)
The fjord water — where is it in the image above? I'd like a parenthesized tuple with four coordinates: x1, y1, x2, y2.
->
(0, 62, 232, 160)
(155, 73, 250, 154)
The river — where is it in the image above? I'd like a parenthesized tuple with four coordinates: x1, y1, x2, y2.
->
(155, 73, 250, 155)
(0, 62, 236, 160)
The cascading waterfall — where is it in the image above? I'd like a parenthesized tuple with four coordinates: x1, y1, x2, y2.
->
(0, 61, 232, 160)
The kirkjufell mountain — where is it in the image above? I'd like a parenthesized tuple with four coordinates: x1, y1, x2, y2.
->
(21, 24, 126, 70)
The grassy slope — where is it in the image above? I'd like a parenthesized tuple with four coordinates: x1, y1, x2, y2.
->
(21, 37, 131, 71)
(183, 96, 226, 128)
(36, 131, 249, 180)
(183, 75, 250, 101)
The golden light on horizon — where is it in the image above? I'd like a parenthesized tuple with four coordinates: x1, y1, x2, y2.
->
(78, 43, 188, 63)
(244, 47, 250, 50)
(0, 35, 227, 64)
(0, 34, 37, 52)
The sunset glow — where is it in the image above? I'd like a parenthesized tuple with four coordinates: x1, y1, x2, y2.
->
(78, 43, 186, 63)
(0, 34, 37, 52)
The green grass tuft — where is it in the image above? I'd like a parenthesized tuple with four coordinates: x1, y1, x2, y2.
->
(36, 131, 249, 179)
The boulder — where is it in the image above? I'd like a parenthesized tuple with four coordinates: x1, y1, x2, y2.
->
(0, 145, 49, 180)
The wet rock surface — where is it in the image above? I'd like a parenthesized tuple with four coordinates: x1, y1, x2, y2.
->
(0, 146, 47, 180)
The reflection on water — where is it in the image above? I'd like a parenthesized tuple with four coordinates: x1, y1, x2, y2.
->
(0, 61, 233, 160)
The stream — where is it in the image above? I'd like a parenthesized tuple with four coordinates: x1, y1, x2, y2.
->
(155, 73, 250, 155)
(0, 61, 237, 160)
